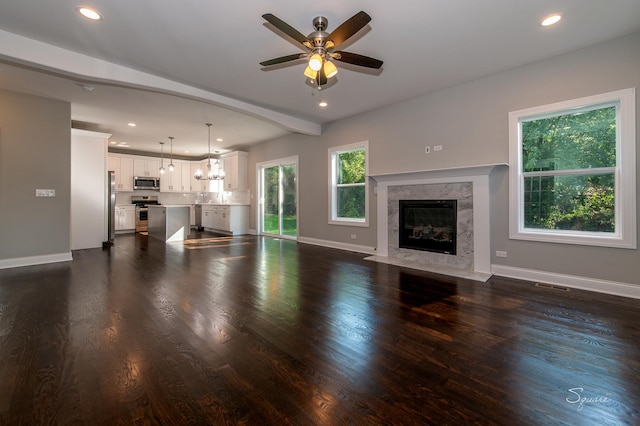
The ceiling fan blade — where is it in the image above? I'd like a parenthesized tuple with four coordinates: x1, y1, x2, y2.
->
(260, 54, 305, 67)
(333, 51, 383, 69)
(327, 11, 371, 47)
(262, 13, 310, 46)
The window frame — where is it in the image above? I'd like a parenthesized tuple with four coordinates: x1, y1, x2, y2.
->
(328, 141, 369, 227)
(508, 88, 636, 249)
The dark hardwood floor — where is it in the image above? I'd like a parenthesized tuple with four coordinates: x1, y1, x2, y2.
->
(0, 233, 639, 425)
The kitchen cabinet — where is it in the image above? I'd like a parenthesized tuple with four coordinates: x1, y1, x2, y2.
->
(108, 154, 134, 191)
(148, 205, 190, 242)
(133, 157, 160, 177)
(221, 151, 248, 191)
(160, 161, 183, 192)
(191, 160, 224, 193)
(190, 162, 205, 192)
(180, 161, 193, 192)
(115, 205, 135, 231)
(201, 205, 248, 234)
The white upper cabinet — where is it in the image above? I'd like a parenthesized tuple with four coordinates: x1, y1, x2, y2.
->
(108, 154, 134, 191)
(180, 161, 192, 192)
(222, 151, 248, 191)
(160, 161, 183, 192)
(109, 152, 248, 193)
(133, 157, 160, 177)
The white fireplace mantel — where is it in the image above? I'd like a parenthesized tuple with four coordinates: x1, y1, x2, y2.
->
(369, 163, 507, 281)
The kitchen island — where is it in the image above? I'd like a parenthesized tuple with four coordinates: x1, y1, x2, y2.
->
(148, 205, 190, 242)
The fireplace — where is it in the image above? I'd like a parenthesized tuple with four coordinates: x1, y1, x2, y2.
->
(399, 200, 457, 255)
(368, 164, 505, 280)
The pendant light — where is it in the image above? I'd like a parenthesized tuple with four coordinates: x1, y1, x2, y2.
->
(159, 142, 165, 174)
(168, 136, 175, 172)
(194, 123, 225, 180)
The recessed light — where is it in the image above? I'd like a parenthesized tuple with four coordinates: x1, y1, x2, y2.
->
(109, 141, 117, 145)
(216, 138, 223, 142)
(128, 122, 136, 127)
(540, 13, 562, 27)
(318, 100, 328, 108)
(77, 6, 102, 20)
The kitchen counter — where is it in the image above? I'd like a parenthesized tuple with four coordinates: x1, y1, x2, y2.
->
(196, 202, 250, 206)
(200, 204, 249, 234)
(148, 205, 190, 242)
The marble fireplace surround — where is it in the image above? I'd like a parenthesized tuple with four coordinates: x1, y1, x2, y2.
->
(367, 164, 505, 282)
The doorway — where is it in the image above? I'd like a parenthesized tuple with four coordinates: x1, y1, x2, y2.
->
(258, 156, 298, 239)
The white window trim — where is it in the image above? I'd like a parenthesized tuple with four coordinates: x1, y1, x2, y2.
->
(328, 141, 369, 227)
(508, 88, 636, 249)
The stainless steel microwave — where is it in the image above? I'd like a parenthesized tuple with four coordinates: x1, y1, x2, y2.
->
(133, 176, 160, 191)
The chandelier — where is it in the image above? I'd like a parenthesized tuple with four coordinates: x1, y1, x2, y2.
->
(194, 123, 225, 181)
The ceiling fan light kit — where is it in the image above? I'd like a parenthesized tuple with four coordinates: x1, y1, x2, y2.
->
(260, 10, 383, 89)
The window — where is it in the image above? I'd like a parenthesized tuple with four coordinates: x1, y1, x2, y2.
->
(509, 88, 636, 248)
(329, 141, 369, 226)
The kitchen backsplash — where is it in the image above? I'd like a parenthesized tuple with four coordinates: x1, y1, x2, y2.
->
(116, 189, 250, 205)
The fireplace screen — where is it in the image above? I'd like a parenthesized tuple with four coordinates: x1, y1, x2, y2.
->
(399, 200, 457, 255)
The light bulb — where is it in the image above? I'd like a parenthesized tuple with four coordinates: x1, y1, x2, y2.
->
(309, 53, 323, 71)
(324, 61, 338, 79)
(541, 14, 562, 26)
(78, 7, 102, 20)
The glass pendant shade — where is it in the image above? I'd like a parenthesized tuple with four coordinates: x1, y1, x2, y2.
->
(304, 65, 317, 79)
(323, 60, 338, 79)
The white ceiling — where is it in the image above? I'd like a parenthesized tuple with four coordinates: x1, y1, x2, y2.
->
(0, 0, 639, 157)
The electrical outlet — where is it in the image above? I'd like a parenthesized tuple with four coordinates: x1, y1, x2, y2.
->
(351, 234, 357, 240)
(433, 145, 443, 151)
(496, 250, 507, 258)
(424, 146, 431, 154)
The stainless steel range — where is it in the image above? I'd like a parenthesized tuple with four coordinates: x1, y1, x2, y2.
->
(132, 195, 160, 233)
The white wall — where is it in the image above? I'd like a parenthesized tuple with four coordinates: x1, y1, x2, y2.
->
(71, 129, 110, 250)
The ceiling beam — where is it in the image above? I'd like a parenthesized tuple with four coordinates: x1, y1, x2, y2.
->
(0, 29, 322, 136)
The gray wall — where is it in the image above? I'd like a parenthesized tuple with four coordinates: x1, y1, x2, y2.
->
(0, 89, 71, 260)
(247, 32, 640, 285)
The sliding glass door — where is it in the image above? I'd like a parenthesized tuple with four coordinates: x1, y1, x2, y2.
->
(259, 157, 298, 239)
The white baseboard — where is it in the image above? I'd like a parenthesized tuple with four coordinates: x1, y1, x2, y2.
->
(297, 236, 377, 255)
(0, 252, 73, 270)
(491, 264, 640, 300)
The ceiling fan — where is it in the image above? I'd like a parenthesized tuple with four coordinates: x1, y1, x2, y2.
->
(260, 11, 383, 87)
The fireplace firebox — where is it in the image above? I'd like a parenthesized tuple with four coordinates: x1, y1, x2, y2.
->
(399, 200, 457, 255)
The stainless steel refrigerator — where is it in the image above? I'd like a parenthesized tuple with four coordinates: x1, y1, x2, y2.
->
(104, 171, 116, 246)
